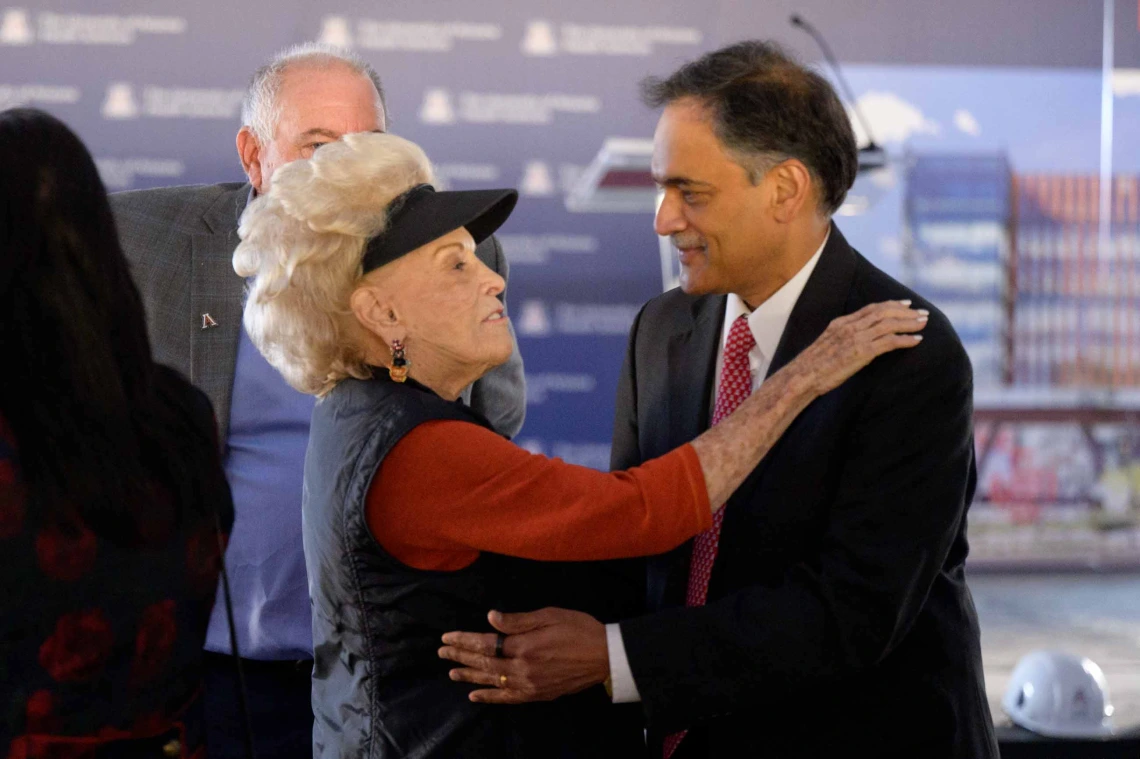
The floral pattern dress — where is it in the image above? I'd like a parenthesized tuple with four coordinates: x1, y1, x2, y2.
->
(0, 376, 235, 759)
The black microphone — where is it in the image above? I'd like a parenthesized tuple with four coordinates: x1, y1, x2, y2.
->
(790, 14, 885, 171)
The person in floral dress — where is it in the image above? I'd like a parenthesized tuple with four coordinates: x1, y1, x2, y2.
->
(0, 108, 235, 759)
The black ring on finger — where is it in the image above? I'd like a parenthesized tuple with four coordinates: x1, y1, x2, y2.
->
(494, 632, 506, 659)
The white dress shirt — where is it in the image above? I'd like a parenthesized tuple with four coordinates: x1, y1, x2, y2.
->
(605, 232, 828, 703)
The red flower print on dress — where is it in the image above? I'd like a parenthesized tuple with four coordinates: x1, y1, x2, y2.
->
(35, 525, 97, 581)
(130, 600, 178, 687)
(24, 689, 60, 733)
(38, 609, 113, 682)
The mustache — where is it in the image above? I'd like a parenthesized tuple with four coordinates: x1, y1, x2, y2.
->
(671, 233, 706, 250)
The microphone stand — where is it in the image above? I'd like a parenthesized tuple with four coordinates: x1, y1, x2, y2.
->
(790, 14, 886, 172)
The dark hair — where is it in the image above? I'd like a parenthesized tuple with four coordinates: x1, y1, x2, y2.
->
(0, 108, 219, 543)
(641, 40, 857, 215)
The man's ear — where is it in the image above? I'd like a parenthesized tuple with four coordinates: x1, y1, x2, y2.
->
(350, 284, 404, 348)
(236, 127, 264, 193)
(769, 159, 815, 224)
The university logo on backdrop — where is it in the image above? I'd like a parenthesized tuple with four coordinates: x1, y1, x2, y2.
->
(316, 14, 500, 52)
(0, 83, 79, 110)
(95, 158, 185, 190)
(318, 16, 353, 48)
(516, 300, 639, 338)
(520, 20, 702, 56)
(0, 8, 185, 45)
(498, 234, 599, 266)
(102, 83, 138, 120)
(518, 301, 552, 337)
(520, 161, 556, 197)
(432, 162, 501, 191)
(521, 20, 557, 56)
(420, 88, 456, 125)
(101, 83, 244, 120)
(418, 89, 600, 125)
(527, 373, 598, 405)
(0, 8, 32, 44)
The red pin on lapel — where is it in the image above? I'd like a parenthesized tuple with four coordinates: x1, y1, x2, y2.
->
(201, 313, 218, 330)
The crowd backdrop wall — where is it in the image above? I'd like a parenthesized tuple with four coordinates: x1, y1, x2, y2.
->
(3, 0, 1140, 568)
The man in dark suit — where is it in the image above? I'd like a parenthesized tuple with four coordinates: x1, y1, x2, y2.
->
(438, 40, 998, 759)
(111, 43, 525, 759)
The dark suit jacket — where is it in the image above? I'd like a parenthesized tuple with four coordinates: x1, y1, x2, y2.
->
(611, 226, 998, 759)
(109, 181, 527, 439)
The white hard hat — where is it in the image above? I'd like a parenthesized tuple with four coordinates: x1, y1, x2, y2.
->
(1001, 650, 1115, 738)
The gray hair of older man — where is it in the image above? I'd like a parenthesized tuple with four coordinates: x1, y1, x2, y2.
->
(240, 41, 387, 144)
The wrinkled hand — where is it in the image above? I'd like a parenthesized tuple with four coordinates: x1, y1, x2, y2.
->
(439, 607, 609, 704)
(799, 300, 927, 395)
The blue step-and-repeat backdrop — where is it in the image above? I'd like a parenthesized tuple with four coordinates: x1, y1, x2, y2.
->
(3, 0, 1137, 471)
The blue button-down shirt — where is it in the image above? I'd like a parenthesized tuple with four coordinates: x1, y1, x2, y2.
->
(205, 326, 315, 660)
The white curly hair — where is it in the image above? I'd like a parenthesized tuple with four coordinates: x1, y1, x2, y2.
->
(233, 131, 434, 396)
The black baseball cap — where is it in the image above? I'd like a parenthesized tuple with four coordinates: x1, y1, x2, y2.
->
(362, 183, 518, 273)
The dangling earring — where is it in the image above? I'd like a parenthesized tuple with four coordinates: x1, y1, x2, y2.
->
(389, 339, 409, 383)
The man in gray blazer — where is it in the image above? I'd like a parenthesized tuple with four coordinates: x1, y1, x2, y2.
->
(111, 43, 526, 759)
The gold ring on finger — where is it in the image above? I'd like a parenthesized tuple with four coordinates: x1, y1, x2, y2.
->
(499, 674, 508, 688)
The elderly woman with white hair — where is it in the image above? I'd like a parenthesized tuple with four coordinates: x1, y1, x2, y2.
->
(233, 131, 926, 759)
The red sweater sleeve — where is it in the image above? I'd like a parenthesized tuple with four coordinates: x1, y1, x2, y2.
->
(365, 420, 711, 571)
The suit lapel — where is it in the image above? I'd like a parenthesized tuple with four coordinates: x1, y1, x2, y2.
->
(190, 184, 250, 438)
(654, 229, 860, 608)
(649, 293, 724, 610)
(666, 293, 724, 447)
(711, 226, 859, 596)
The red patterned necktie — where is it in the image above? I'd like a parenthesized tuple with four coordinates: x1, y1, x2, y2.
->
(663, 313, 755, 759)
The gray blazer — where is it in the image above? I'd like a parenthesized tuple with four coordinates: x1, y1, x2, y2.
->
(110, 182, 526, 438)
